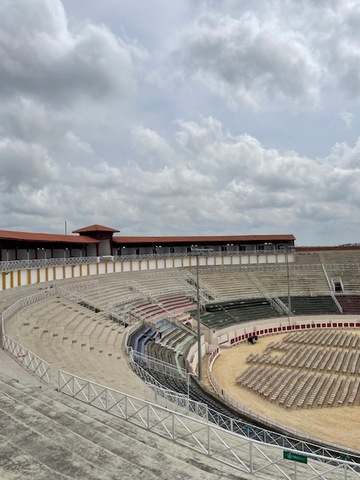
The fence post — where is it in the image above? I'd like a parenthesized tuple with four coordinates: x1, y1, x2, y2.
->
(249, 439, 253, 474)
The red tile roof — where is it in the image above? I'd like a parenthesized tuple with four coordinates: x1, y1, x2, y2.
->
(73, 224, 120, 234)
(0, 230, 99, 244)
(112, 234, 295, 244)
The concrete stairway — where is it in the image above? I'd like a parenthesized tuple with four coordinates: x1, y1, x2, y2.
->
(0, 372, 251, 480)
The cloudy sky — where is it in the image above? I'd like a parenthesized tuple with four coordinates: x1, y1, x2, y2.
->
(1, 0, 360, 246)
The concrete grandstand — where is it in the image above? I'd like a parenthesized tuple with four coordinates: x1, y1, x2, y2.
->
(1, 234, 360, 479)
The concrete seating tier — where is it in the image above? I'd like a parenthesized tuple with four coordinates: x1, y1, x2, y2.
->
(4, 295, 139, 392)
(0, 371, 239, 480)
(199, 298, 282, 329)
(64, 272, 190, 312)
(279, 295, 340, 316)
(255, 267, 330, 297)
(126, 272, 192, 300)
(336, 294, 360, 313)
(195, 264, 333, 302)
(295, 252, 322, 265)
(325, 266, 360, 293)
(237, 330, 360, 409)
(158, 294, 196, 312)
(129, 294, 195, 324)
(196, 268, 263, 300)
(129, 323, 196, 377)
(75, 274, 135, 310)
(320, 250, 360, 265)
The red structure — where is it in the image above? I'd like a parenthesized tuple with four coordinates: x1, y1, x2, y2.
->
(0, 224, 295, 261)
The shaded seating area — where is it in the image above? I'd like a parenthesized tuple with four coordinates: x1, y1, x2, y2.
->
(336, 294, 360, 314)
(129, 295, 196, 323)
(198, 298, 283, 329)
(128, 322, 196, 375)
(279, 295, 340, 316)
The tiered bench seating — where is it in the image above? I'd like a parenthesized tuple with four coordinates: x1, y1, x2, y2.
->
(237, 330, 360, 409)
(199, 298, 282, 329)
(279, 295, 340, 316)
(128, 322, 196, 378)
(336, 294, 360, 314)
(196, 268, 263, 300)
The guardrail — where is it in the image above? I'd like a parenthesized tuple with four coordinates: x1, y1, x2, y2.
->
(57, 370, 359, 479)
(3, 335, 51, 383)
(1, 288, 54, 384)
(128, 348, 189, 381)
(1, 287, 56, 334)
(0, 248, 294, 273)
(145, 381, 208, 418)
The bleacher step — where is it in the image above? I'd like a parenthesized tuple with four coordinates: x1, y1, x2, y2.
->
(0, 375, 247, 480)
(0, 436, 70, 480)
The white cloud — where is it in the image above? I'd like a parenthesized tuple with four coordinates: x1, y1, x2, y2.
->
(1, 0, 360, 246)
(130, 126, 175, 167)
(0, 0, 141, 105)
(177, 9, 321, 109)
(339, 111, 356, 128)
(0, 138, 57, 192)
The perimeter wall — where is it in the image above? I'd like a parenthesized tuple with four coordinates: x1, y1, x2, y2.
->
(0, 251, 293, 291)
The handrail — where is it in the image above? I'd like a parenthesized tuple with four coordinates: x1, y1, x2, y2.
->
(3, 334, 51, 383)
(1, 287, 56, 335)
(0, 248, 294, 273)
(57, 369, 359, 479)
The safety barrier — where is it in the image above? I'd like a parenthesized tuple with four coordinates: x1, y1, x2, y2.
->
(57, 370, 359, 479)
(3, 335, 51, 383)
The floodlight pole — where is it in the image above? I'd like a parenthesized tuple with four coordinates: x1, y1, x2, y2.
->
(195, 252, 202, 382)
(191, 247, 213, 382)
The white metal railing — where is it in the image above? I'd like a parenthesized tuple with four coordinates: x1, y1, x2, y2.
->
(128, 336, 359, 462)
(58, 280, 99, 292)
(57, 370, 359, 479)
(1, 287, 56, 334)
(0, 256, 98, 272)
(128, 348, 189, 381)
(3, 335, 51, 383)
(107, 293, 144, 309)
(145, 382, 208, 418)
(0, 248, 295, 273)
(57, 285, 100, 312)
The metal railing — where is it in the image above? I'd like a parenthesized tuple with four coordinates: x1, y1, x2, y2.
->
(0, 248, 294, 273)
(57, 370, 359, 479)
(145, 382, 208, 418)
(0, 256, 97, 272)
(3, 335, 51, 383)
(57, 280, 99, 291)
(1, 289, 55, 384)
(1, 287, 56, 334)
(128, 348, 189, 381)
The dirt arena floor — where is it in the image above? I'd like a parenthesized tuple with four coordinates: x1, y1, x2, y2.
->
(208, 332, 360, 453)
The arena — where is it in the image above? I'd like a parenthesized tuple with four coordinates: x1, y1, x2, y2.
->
(1, 228, 360, 479)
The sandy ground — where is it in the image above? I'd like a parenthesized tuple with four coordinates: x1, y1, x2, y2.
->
(208, 332, 360, 453)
